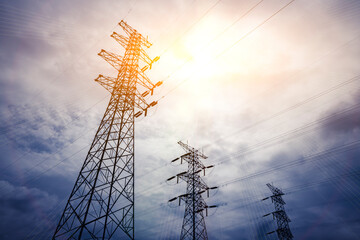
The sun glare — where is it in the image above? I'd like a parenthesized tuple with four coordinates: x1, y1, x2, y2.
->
(168, 22, 222, 82)
(162, 14, 293, 110)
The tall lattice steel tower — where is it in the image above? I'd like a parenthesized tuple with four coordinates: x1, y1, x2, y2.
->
(53, 20, 162, 240)
(167, 141, 217, 240)
(262, 183, 293, 240)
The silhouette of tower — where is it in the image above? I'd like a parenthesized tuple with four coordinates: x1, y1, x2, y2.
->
(167, 141, 217, 240)
(53, 20, 161, 240)
(262, 183, 293, 240)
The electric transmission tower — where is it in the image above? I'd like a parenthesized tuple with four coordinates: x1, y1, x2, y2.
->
(167, 141, 217, 240)
(53, 20, 162, 240)
(262, 183, 293, 240)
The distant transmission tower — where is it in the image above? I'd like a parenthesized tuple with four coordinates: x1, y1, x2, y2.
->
(167, 141, 217, 240)
(53, 20, 162, 240)
(262, 183, 293, 240)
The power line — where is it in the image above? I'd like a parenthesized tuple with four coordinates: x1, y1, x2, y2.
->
(106, 100, 360, 200)
(116, 73, 360, 183)
(140, 0, 264, 95)
(128, 93, 360, 199)
(0, 1, 138, 136)
(0, 0, 262, 138)
(159, 0, 222, 57)
(136, 167, 360, 238)
(139, 137, 360, 209)
(204, 74, 360, 148)
(0, 94, 109, 176)
(132, 103, 360, 210)
(218, 139, 360, 188)
(217, 0, 295, 59)
(156, 0, 296, 101)
(210, 102, 360, 166)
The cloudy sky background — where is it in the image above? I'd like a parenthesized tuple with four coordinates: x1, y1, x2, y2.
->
(0, 0, 359, 239)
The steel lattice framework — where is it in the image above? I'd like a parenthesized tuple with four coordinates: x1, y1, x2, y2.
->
(262, 183, 293, 240)
(167, 141, 217, 240)
(53, 20, 161, 240)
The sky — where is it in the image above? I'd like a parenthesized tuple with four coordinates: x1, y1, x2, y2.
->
(0, 0, 359, 239)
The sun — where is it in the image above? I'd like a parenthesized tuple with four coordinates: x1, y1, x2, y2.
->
(170, 34, 219, 83)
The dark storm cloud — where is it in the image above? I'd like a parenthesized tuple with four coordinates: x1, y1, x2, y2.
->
(321, 90, 360, 137)
(0, 180, 59, 240)
(324, 108, 360, 135)
(223, 99, 360, 240)
(270, 145, 360, 239)
(289, 181, 360, 240)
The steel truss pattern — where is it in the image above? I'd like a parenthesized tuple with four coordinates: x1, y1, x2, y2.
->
(168, 141, 217, 240)
(53, 20, 161, 240)
(262, 183, 294, 240)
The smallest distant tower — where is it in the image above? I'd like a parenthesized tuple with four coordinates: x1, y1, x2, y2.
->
(262, 183, 293, 240)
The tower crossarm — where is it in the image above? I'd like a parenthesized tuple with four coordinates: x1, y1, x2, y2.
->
(111, 31, 158, 69)
(136, 70, 156, 90)
(133, 89, 159, 117)
(139, 48, 154, 66)
(177, 174, 208, 190)
(111, 32, 129, 49)
(93, 75, 157, 117)
(136, 47, 155, 67)
(266, 183, 284, 196)
(197, 176, 209, 191)
(180, 153, 206, 169)
(134, 89, 150, 110)
(119, 20, 151, 48)
(98, 49, 123, 70)
(272, 210, 291, 223)
(178, 141, 207, 159)
(95, 75, 116, 93)
(139, 48, 160, 70)
(271, 195, 286, 205)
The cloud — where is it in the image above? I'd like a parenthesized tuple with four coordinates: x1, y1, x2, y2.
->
(0, 180, 59, 240)
(321, 90, 360, 138)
